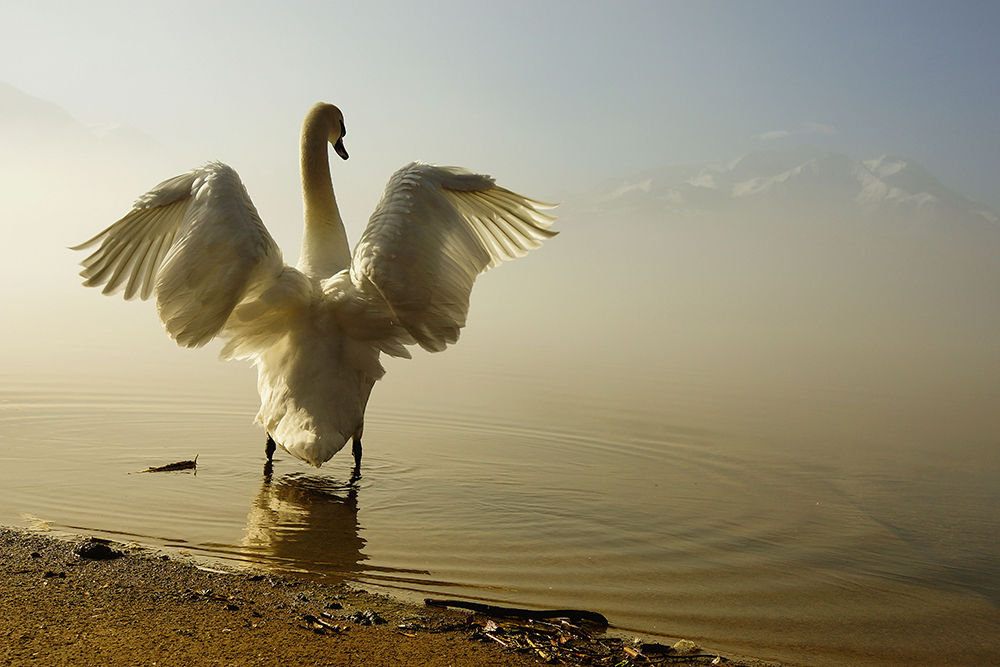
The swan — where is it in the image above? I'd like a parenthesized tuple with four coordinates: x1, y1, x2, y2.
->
(72, 102, 556, 472)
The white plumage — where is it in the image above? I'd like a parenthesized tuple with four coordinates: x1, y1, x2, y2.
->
(73, 103, 556, 469)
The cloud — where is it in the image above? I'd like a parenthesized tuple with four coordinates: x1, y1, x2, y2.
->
(758, 130, 791, 141)
(758, 122, 836, 142)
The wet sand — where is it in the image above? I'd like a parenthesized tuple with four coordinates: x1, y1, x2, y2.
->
(0, 528, 783, 666)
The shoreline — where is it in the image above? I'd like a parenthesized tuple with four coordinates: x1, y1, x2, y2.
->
(1, 527, 784, 666)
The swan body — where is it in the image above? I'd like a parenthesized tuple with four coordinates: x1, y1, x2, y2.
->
(73, 103, 556, 469)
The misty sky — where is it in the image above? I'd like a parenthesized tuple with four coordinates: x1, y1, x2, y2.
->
(3, 0, 1000, 392)
(2, 0, 999, 210)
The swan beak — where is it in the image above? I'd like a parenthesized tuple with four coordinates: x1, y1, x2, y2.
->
(334, 138, 349, 160)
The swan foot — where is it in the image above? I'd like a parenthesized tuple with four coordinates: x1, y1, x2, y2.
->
(265, 433, 276, 461)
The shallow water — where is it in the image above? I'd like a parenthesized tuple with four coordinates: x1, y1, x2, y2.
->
(2, 355, 999, 667)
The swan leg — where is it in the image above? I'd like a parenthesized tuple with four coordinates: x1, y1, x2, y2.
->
(265, 433, 277, 461)
(352, 436, 362, 467)
(351, 436, 362, 481)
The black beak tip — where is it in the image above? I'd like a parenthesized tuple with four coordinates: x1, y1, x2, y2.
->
(335, 139, 349, 160)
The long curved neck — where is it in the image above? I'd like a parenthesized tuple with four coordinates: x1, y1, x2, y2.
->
(297, 109, 351, 280)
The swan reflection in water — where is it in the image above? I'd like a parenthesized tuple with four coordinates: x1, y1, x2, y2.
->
(241, 462, 366, 579)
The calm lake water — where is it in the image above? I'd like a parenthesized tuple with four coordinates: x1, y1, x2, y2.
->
(2, 345, 998, 667)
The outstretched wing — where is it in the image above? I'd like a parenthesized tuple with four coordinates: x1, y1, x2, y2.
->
(72, 161, 286, 348)
(348, 162, 556, 353)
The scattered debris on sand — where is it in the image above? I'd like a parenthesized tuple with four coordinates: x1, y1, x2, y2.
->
(410, 607, 730, 666)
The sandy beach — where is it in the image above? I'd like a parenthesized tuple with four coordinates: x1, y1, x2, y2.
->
(0, 527, 782, 666)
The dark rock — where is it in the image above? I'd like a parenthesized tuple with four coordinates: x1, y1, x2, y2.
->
(73, 538, 123, 561)
(347, 610, 386, 626)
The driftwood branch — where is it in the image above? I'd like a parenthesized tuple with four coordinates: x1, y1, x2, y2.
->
(133, 455, 198, 474)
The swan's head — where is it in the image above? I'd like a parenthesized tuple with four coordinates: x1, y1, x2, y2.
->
(305, 102, 349, 160)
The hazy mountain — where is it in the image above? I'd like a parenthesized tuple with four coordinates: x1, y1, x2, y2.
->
(1, 82, 181, 305)
(89, 121, 170, 154)
(0, 81, 89, 135)
(0, 81, 171, 160)
(514, 144, 1000, 381)
(579, 146, 998, 227)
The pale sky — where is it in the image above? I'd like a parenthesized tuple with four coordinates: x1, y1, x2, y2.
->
(2, 0, 999, 210)
(3, 0, 1000, 386)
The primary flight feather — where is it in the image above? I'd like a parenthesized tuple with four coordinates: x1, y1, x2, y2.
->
(73, 102, 556, 470)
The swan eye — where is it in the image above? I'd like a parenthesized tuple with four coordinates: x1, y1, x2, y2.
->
(339, 119, 346, 138)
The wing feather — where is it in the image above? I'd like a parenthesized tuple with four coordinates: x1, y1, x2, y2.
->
(72, 162, 286, 347)
(349, 162, 556, 353)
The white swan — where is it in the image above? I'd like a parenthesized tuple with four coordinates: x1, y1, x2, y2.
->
(73, 103, 556, 471)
